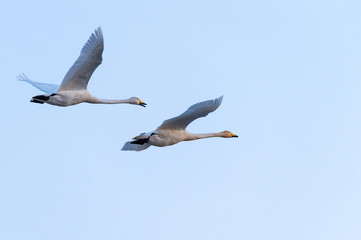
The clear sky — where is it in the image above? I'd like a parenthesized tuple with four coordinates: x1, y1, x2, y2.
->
(1, 0, 361, 239)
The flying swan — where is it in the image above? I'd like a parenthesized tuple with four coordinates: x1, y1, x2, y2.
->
(18, 27, 146, 107)
(121, 96, 237, 151)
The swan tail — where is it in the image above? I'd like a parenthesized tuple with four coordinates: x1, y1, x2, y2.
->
(31, 94, 49, 104)
(121, 141, 151, 151)
(30, 93, 56, 104)
(130, 138, 149, 145)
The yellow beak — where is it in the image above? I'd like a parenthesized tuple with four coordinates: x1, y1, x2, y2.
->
(138, 98, 147, 107)
(230, 132, 238, 137)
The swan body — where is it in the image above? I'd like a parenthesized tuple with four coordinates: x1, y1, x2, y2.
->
(19, 27, 146, 107)
(122, 96, 237, 151)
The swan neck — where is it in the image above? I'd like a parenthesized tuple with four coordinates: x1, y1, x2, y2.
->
(192, 132, 223, 139)
(92, 97, 131, 104)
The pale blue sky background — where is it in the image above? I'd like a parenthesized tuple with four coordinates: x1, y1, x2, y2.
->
(1, 0, 361, 239)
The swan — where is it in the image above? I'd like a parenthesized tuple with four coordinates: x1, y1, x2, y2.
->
(121, 96, 237, 151)
(19, 27, 146, 107)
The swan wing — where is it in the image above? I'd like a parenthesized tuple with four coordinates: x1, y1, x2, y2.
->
(58, 27, 104, 91)
(121, 141, 151, 151)
(17, 73, 59, 94)
(132, 132, 153, 139)
(157, 96, 223, 130)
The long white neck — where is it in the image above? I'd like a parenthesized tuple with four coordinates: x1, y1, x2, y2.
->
(90, 97, 134, 104)
(191, 132, 224, 140)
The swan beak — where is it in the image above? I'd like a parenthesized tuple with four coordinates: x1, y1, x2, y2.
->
(230, 132, 238, 138)
(138, 99, 147, 107)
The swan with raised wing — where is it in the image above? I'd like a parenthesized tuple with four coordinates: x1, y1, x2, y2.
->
(122, 96, 237, 151)
(19, 27, 146, 107)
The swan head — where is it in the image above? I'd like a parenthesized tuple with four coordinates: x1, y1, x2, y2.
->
(129, 97, 147, 107)
(221, 131, 238, 138)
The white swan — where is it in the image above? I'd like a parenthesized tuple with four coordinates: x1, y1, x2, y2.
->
(19, 27, 146, 107)
(122, 96, 237, 151)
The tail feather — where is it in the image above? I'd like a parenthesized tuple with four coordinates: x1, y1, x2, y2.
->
(31, 94, 50, 104)
(130, 138, 149, 145)
(30, 98, 45, 104)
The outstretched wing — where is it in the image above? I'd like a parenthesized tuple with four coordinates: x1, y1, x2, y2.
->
(121, 141, 151, 151)
(157, 96, 223, 130)
(17, 73, 59, 94)
(58, 27, 104, 91)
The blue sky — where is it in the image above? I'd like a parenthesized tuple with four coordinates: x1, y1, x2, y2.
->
(1, 0, 361, 239)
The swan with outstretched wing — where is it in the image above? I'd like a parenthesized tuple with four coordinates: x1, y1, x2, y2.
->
(122, 96, 237, 151)
(18, 27, 146, 107)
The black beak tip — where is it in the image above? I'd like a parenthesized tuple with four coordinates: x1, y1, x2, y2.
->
(140, 103, 147, 107)
(233, 135, 238, 138)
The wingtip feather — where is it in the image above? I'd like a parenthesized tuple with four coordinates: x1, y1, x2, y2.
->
(80, 27, 104, 57)
(216, 95, 223, 106)
(121, 141, 150, 151)
(17, 73, 30, 82)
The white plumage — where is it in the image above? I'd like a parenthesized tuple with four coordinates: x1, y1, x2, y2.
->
(19, 27, 146, 107)
(122, 96, 237, 151)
